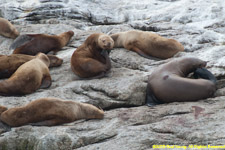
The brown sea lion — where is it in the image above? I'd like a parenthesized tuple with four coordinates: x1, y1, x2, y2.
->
(71, 33, 114, 79)
(0, 18, 19, 39)
(110, 30, 184, 59)
(146, 57, 216, 106)
(10, 30, 74, 55)
(0, 97, 104, 127)
(0, 54, 63, 79)
(0, 53, 51, 96)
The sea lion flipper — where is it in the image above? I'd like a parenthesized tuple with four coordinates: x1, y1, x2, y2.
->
(9, 34, 33, 50)
(194, 68, 217, 84)
(146, 83, 163, 107)
(30, 119, 65, 126)
(40, 75, 52, 89)
(132, 47, 161, 60)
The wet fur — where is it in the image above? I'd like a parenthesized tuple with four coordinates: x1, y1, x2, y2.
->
(147, 57, 216, 103)
(0, 98, 104, 127)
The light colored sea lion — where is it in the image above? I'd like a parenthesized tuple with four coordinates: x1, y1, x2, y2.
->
(110, 30, 184, 59)
(10, 30, 74, 55)
(146, 57, 216, 105)
(71, 33, 114, 79)
(0, 54, 63, 79)
(0, 53, 51, 96)
(0, 18, 19, 39)
(0, 97, 104, 127)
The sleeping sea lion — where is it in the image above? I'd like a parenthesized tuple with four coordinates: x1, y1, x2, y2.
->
(0, 53, 51, 96)
(110, 30, 184, 59)
(146, 57, 216, 106)
(10, 31, 74, 55)
(0, 97, 104, 127)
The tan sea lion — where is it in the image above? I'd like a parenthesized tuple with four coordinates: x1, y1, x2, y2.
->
(71, 33, 114, 79)
(0, 53, 51, 96)
(0, 54, 63, 79)
(0, 97, 104, 127)
(146, 57, 216, 106)
(10, 30, 74, 55)
(110, 30, 184, 59)
(0, 18, 19, 39)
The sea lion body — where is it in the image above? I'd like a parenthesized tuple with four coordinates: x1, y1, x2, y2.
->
(0, 53, 51, 95)
(0, 98, 104, 127)
(0, 18, 19, 39)
(147, 57, 216, 104)
(0, 54, 62, 79)
(11, 31, 74, 55)
(110, 30, 184, 59)
(71, 33, 114, 78)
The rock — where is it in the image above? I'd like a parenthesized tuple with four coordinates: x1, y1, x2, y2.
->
(1, 0, 225, 149)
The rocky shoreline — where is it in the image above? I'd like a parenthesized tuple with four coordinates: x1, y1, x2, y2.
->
(1, 0, 225, 149)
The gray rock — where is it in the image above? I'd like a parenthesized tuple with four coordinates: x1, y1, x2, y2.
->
(1, 0, 225, 149)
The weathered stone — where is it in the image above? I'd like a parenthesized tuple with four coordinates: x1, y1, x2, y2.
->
(1, 0, 225, 149)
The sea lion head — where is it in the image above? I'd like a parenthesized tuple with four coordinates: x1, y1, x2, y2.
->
(10, 27, 20, 39)
(179, 57, 207, 76)
(36, 53, 50, 67)
(0, 106, 7, 115)
(46, 54, 63, 67)
(98, 34, 114, 50)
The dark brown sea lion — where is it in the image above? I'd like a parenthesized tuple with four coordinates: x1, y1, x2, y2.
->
(110, 30, 184, 59)
(0, 18, 19, 39)
(0, 54, 63, 79)
(146, 57, 216, 106)
(0, 53, 51, 96)
(71, 33, 114, 79)
(0, 97, 104, 127)
(10, 31, 74, 55)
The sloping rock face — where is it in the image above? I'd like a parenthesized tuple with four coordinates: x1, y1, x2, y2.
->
(1, 0, 225, 149)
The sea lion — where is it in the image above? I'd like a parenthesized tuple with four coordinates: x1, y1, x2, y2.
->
(0, 18, 19, 39)
(0, 97, 104, 127)
(10, 30, 74, 55)
(146, 57, 216, 106)
(0, 54, 63, 79)
(110, 30, 184, 59)
(71, 33, 114, 79)
(0, 53, 51, 96)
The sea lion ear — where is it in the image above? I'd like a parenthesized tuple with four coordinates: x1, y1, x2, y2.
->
(193, 68, 217, 84)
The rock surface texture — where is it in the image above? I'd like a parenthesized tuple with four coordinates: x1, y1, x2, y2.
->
(1, 0, 225, 149)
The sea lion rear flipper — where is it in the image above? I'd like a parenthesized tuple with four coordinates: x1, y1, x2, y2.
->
(30, 119, 65, 126)
(40, 75, 52, 89)
(9, 34, 33, 50)
(146, 83, 164, 107)
(132, 47, 161, 61)
(193, 68, 217, 84)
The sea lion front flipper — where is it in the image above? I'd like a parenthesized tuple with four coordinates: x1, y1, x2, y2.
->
(193, 68, 217, 84)
(40, 74, 52, 89)
(30, 119, 66, 126)
(146, 83, 164, 107)
(9, 34, 33, 50)
(132, 47, 161, 61)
